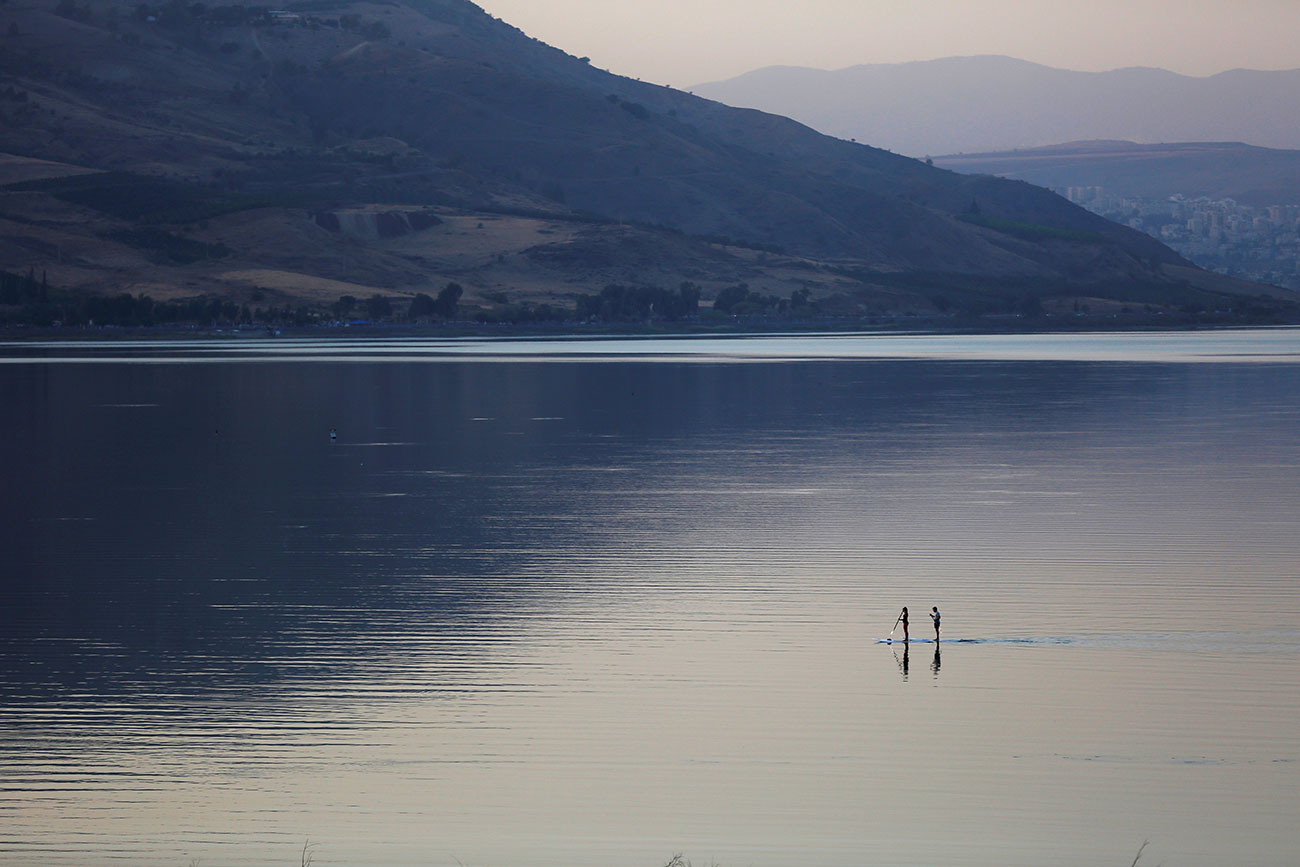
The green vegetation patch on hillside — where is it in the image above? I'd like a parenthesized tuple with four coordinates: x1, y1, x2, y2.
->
(958, 213, 1108, 244)
(104, 228, 232, 264)
(9, 172, 300, 224)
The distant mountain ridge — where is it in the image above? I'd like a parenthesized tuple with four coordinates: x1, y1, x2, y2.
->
(692, 56, 1300, 157)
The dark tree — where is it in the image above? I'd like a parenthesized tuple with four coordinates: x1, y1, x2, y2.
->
(574, 283, 701, 322)
(433, 282, 462, 318)
(364, 294, 392, 320)
(331, 294, 356, 318)
(677, 282, 701, 316)
(408, 292, 435, 321)
(712, 284, 751, 313)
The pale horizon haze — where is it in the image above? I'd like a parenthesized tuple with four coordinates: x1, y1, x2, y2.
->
(474, 0, 1300, 88)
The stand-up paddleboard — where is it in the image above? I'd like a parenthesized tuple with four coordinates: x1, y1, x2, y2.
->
(877, 637, 939, 644)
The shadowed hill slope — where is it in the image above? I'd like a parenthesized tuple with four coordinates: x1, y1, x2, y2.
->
(0, 1, 1290, 320)
(935, 141, 1300, 208)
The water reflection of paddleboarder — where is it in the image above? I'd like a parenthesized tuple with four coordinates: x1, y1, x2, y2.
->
(895, 642, 910, 679)
(931, 643, 941, 677)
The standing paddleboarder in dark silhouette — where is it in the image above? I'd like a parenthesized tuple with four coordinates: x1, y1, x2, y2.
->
(899, 606, 909, 641)
(930, 606, 941, 641)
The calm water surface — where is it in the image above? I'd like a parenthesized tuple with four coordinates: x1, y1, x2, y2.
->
(2, 329, 1299, 866)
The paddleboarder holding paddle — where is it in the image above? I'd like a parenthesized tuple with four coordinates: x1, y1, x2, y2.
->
(897, 606, 909, 641)
(930, 606, 941, 641)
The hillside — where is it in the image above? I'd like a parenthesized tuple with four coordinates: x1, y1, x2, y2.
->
(934, 141, 1300, 207)
(0, 3, 1289, 325)
(934, 141, 1300, 291)
(692, 57, 1300, 159)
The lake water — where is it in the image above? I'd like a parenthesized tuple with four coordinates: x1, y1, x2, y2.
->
(1, 329, 1298, 867)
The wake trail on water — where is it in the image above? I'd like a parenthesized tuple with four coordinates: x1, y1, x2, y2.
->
(876, 631, 1300, 651)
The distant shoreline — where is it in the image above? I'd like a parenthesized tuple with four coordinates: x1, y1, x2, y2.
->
(2, 311, 1296, 343)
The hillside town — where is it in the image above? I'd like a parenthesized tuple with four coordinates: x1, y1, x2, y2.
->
(1065, 186, 1300, 290)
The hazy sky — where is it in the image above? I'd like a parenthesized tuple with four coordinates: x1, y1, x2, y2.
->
(474, 0, 1300, 88)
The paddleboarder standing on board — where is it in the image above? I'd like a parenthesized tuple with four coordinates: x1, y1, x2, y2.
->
(930, 606, 940, 641)
(899, 606, 909, 641)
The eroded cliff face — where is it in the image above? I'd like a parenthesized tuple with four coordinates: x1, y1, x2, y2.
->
(314, 208, 443, 240)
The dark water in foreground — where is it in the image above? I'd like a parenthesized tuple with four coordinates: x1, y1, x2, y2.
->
(2, 331, 1298, 866)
